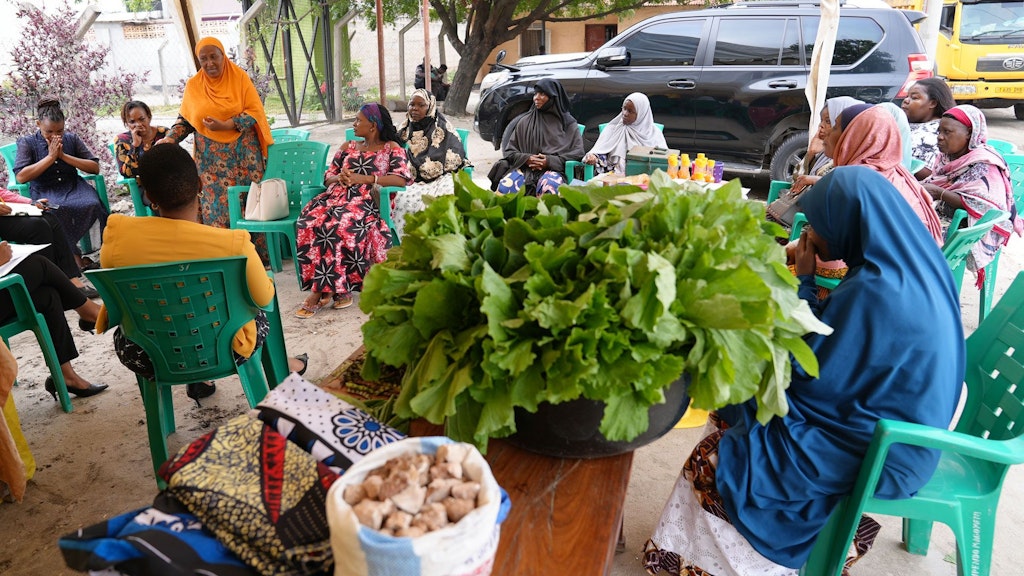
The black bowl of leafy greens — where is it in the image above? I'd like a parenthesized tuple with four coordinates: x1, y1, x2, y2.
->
(358, 171, 830, 455)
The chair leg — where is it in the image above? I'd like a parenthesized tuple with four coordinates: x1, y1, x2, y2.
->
(237, 352, 270, 408)
(902, 517, 934, 555)
(979, 257, 999, 324)
(261, 296, 290, 388)
(139, 375, 170, 487)
(801, 497, 849, 576)
(954, 507, 995, 576)
(29, 316, 73, 413)
(265, 231, 283, 272)
(160, 382, 175, 436)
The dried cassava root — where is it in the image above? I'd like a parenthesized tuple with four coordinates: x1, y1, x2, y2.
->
(345, 443, 483, 536)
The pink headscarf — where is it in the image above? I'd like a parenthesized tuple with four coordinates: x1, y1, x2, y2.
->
(834, 105, 944, 245)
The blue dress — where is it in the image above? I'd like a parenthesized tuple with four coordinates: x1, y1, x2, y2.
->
(14, 131, 108, 257)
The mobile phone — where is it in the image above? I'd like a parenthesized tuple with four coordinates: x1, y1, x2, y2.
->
(44, 203, 60, 210)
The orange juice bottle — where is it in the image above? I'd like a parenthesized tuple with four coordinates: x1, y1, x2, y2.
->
(667, 154, 679, 179)
(679, 154, 691, 180)
(691, 155, 706, 181)
(705, 160, 716, 183)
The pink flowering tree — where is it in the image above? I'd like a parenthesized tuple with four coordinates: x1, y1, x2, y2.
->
(0, 4, 145, 189)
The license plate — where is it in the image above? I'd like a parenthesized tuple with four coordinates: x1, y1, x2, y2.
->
(997, 87, 1024, 93)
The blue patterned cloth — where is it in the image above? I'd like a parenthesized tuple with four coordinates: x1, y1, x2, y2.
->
(255, 373, 404, 473)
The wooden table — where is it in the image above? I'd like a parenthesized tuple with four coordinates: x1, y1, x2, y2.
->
(410, 420, 634, 576)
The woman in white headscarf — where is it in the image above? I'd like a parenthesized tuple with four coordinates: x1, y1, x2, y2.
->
(790, 96, 864, 194)
(582, 92, 666, 175)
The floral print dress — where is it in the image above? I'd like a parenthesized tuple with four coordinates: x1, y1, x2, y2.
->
(296, 141, 412, 295)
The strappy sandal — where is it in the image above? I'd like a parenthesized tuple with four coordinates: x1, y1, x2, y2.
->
(332, 293, 354, 309)
(295, 295, 330, 319)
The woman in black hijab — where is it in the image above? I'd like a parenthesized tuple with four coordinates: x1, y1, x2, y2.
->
(489, 79, 584, 195)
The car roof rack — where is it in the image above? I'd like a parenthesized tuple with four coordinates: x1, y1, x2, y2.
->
(728, 0, 847, 7)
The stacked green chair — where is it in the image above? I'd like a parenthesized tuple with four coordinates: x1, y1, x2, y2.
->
(86, 256, 287, 486)
(944, 209, 1010, 299)
(0, 142, 29, 196)
(0, 274, 73, 412)
(108, 143, 151, 217)
(270, 127, 311, 143)
(987, 138, 1016, 156)
(802, 270, 1024, 576)
(226, 140, 330, 285)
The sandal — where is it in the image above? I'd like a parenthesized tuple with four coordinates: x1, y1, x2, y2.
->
(295, 295, 330, 319)
(332, 293, 354, 309)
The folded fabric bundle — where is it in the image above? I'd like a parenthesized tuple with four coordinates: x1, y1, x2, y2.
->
(159, 414, 338, 576)
(58, 493, 256, 576)
(254, 373, 405, 473)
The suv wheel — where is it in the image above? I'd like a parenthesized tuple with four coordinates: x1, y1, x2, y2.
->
(769, 132, 808, 182)
(1015, 104, 1024, 121)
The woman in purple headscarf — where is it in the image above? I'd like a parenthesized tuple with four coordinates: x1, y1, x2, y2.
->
(294, 103, 412, 318)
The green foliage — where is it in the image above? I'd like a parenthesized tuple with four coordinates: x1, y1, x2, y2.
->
(124, 0, 155, 12)
(359, 172, 832, 451)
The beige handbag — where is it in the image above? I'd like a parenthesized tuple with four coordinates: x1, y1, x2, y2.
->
(244, 178, 289, 221)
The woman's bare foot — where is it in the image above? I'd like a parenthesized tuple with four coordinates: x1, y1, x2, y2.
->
(295, 292, 329, 319)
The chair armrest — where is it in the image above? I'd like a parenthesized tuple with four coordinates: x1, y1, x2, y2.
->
(300, 184, 326, 207)
(0, 274, 32, 318)
(873, 418, 1024, 466)
(564, 161, 594, 183)
(80, 173, 110, 211)
(946, 209, 968, 243)
(227, 185, 248, 226)
(788, 212, 808, 242)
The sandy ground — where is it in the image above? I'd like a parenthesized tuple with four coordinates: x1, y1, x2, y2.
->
(1, 106, 1023, 575)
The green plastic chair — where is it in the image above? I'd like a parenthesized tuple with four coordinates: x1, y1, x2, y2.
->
(0, 142, 29, 196)
(85, 256, 286, 485)
(909, 157, 926, 175)
(344, 127, 364, 143)
(0, 274, 73, 412)
(226, 140, 330, 286)
(378, 127, 474, 247)
(1005, 153, 1023, 204)
(805, 269, 1024, 576)
(988, 138, 1016, 156)
(942, 209, 1009, 294)
(270, 127, 311, 143)
(108, 143, 152, 217)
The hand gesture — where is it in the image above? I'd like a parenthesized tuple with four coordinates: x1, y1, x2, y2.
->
(528, 153, 547, 171)
(583, 153, 597, 165)
(154, 136, 176, 146)
(46, 135, 63, 161)
(0, 241, 12, 266)
(202, 116, 232, 132)
(131, 126, 147, 149)
(0, 204, 11, 217)
(793, 228, 817, 277)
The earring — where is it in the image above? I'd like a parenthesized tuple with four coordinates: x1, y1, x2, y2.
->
(150, 203, 159, 210)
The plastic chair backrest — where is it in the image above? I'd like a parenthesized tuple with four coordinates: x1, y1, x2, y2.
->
(108, 143, 152, 217)
(87, 256, 258, 384)
(909, 157, 926, 174)
(263, 141, 331, 208)
(942, 209, 1009, 291)
(344, 127, 364, 143)
(767, 179, 791, 204)
(270, 128, 311, 143)
(1004, 153, 1023, 205)
(988, 139, 1016, 156)
(0, 142, 29, 196)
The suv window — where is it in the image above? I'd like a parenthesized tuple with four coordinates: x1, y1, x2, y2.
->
(713, 18, 801, 66)
(803, 16, 884, 66)
(620, 20, 704, 66)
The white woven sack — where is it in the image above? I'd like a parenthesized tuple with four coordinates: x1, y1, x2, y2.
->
(244, 177, 289, 221)
(327, 436, 503, 576)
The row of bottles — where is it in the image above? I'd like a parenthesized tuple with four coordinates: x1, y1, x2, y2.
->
(666, 153, 724, 183)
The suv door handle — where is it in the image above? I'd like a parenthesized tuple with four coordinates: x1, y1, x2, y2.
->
(667, 79, 696, 89)
(768, 80, 798, 89)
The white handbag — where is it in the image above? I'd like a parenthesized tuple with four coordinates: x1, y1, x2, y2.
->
(244, 178, 290, 221)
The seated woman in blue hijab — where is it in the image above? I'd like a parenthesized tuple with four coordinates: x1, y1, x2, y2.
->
(643, 166, 965, 575)
(488, 79, 584, 196)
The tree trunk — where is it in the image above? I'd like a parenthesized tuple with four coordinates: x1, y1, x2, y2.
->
(441, 38, 496, 116)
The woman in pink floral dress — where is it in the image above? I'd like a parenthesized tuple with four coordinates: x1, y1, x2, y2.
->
(294, 103, 412, 318)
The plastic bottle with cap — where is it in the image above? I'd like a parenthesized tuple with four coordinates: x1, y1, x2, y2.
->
(691, 155, 707, 181)
(667, 154, 679, 179)
(679, 154, 691, 180)
(705, 160, 716, 183)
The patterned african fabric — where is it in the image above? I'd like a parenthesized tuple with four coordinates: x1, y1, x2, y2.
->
(13, 130, 108, 257)
(644, 422, 881, 576)
(496, 168, 565, 196)
(909, 120, 940, 171)
(114, 126, 172, 180)
(160, 415, 338, 576)
(255, 373, 405, 474)
(295, 141, 412, 295)
(391, 176, 454, 236)
(166, 116, 266, 231)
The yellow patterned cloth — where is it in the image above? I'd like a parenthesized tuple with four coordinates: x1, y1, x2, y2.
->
(160, 414, 338, 575)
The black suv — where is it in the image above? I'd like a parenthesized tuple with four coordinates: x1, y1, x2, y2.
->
(474, 0, 931, 181)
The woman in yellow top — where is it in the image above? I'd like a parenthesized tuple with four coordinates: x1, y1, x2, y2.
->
(156, 37, 273, 232)
(97, 144, 307, 405)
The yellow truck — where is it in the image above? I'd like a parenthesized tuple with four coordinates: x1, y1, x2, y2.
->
(889, 0, 1024, 120)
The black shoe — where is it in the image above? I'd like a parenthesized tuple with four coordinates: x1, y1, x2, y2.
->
(295, 353, 309, 376)
(186, 381, 217, 407)
(78, 284, 99, 299)
(45, 376, 108, 400)
(78, 318, 96, 333)
(80, 260, 101, 272)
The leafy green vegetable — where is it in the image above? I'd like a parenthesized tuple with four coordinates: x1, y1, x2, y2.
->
(360, 171, 832, 451)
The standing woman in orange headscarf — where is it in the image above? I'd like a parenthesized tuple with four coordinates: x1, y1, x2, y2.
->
(157, 37, 273, 229)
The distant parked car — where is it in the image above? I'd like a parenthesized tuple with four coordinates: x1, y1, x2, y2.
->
(475, 0, 933, 180)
